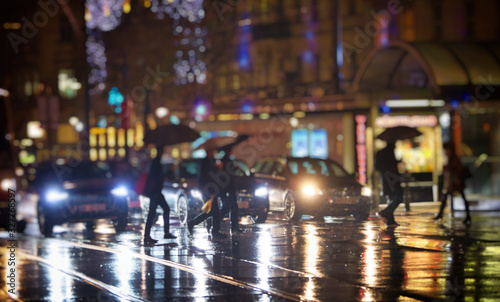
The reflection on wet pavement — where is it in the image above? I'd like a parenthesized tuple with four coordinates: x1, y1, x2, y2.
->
(2, 204, 500, 301)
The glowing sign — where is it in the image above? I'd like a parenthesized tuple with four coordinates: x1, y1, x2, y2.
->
(375, 115, 438, 128)
(309, 129, 328, 159)
(355, 115, 367, 184)
(292, 129, 309, 158)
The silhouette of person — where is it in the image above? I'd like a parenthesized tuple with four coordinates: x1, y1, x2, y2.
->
(218, 148, 242, 234)
(187, 148, 227, 239)
(375, 141, 404, 227)
(435, 142, 471, 225)
(143, 148, 177, 244)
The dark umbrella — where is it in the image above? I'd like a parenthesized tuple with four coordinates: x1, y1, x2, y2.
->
(377, 126, 422, 142)
(194, 135, 249, 151)
(143, 124, 200, 147)
(217, 134, 250, 151)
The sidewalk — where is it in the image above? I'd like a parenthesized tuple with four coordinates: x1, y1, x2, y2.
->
(398, 194, 500, 211)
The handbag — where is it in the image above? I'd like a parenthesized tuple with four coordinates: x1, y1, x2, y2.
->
(134, 173, 148, 195)
(201, 196, 214, 213)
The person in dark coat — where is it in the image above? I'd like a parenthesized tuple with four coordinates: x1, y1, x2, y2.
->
(187, 148, 227, 239)
(218, 148, 242, 234)
(143, 148, 177, 244)
(435, 142, 471, 225)
(375, 141, 404, 227)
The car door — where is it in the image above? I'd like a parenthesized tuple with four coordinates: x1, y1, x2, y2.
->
(253, 160, 287, 211)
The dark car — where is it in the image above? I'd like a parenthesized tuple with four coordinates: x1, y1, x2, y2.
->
(33, 160, 132, 237)
(252, 156, 372, 221)
(151, 158, 269, 225)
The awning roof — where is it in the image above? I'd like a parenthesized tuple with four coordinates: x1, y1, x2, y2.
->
(352, 41, 500, 97)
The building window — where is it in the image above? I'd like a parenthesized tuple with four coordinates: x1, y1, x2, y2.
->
(400, 10, 415, 42)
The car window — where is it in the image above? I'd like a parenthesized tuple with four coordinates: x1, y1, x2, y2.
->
(230, 160, 250, 177)
(179, 161, 199, 179)
(272, 162, 285, 176)
(287, 159, 349, 178)
(253, 161, 275, 175)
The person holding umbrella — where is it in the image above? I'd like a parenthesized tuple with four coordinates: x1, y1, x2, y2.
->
(187, 147, 227, 239)
(143, 147, 177, 244)
(375, 140, 404, 227)
(142, 124, 201, 244)
(375, 126, 421, 227)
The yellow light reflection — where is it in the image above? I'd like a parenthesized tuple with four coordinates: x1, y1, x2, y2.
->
(127, 129, 134, 147)
(360, 224, 377, 301)
(136, 122, 144, 147)
(89, 148, 97, 161)
(118, 148, 126, 158)
(108, 148, 116, 159)
(89, 133, 96, 147)
(107, 127, 116, 147)
(117, 129, 125, 147)
(303, 225, 319, 300)
(99, 148, 107, 161)
(98, 133, 106, 147)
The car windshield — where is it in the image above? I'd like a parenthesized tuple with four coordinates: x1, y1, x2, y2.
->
(287, 158, 349, 178)
(179, 161, 199, 179)
(65, 162, 111, 180)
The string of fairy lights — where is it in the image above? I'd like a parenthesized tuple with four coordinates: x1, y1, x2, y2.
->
(85, 0, 206, 94)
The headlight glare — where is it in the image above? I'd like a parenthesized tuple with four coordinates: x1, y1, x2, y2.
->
(1, 178, 15, 191)
(302, 185, 318, 196)
(46, 190, 68, 202)
(111, 186, 128, 196)
(255, 186, 268, 197)
(361, 187, 372, 197)
(190, 189, 203, 199)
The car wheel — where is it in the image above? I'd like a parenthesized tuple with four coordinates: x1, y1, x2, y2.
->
(37, 202, 55, 237)
(284, 193, 302, 222)
(177, 195, 188, 226)
(251, 211, 268, 223)
(113, 203, 129, 233)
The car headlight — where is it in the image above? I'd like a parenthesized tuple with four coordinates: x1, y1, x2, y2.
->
(302, 185, 321, 196)
(1, 178, 15, 191)
(190, 189, 203, 199)
(46, 189, 69, 202)
(361, 186, 372, 197)
(111, 186, 128, 196)
(254, 186, 268, 197)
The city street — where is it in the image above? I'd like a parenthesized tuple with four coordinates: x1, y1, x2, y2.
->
(2, 203, 500, 301)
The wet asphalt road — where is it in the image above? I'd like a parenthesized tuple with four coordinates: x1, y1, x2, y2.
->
(1, 203, 500, 301)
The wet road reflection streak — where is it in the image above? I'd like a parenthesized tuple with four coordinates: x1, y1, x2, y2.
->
(20, 252, 148, 302)
(22, 240, 304, 301)
(360, 223, 378, 301)
(303, 225, 319, 300)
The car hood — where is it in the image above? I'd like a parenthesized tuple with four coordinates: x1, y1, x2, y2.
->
(62, 178, 123, 192)
(291, 175, 362, 191)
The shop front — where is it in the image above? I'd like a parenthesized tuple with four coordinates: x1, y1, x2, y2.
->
(352, 41, 500, 203)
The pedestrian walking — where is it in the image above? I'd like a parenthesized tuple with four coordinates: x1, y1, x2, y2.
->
(434, 142, 471, 225)
(218, 148, 243, 235)
(187, 148, 227, 239)
(143, 148, 177, 244)
(375, 141, 404, 227)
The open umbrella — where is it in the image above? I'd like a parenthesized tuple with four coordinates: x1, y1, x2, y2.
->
(194, 136, 241, 151)
(143, 124, 200, 147)
(377, 126, 422, 142)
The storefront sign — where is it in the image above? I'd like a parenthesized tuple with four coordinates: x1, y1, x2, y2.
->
(355, 115, 367, 184)
(375, 115, 438, 128)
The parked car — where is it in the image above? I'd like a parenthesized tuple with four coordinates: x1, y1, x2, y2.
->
(147, 158, 269, 225)
(252, 156, 372, 221)
(32, 160, 132, 237)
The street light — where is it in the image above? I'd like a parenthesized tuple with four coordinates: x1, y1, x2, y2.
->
(155, 107, 169, 119)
